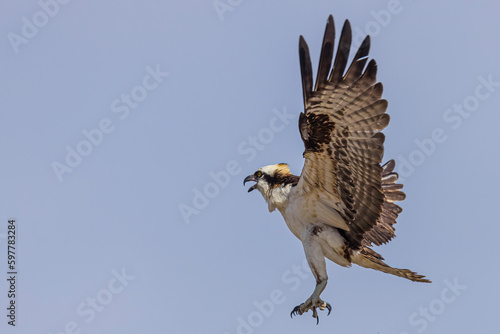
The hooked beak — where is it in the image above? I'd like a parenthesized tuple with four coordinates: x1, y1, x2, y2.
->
(243, 175, 257, 193)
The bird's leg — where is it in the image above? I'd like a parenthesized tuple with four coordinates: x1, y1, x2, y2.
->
(291, 226, 332, 324)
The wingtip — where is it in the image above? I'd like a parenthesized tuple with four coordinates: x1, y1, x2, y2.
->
(361, 58, 378, 81)
(327, 14, 334, 25)
(342, 19, 352, 33)
(361, 35, 371, 52)
(299, 34, 313, 108)
(325, 15, 335, 34)
(299, 35, 308, 49)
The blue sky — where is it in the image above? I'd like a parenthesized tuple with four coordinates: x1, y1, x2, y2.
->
(1, 0, 500, 333)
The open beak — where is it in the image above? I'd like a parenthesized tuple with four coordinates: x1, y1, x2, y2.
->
(243, 175, 257, 193)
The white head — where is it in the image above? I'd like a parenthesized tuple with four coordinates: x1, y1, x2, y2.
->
(244, 163, 299, 211)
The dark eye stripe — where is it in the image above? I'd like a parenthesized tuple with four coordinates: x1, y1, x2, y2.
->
(263, 172, 299, 188)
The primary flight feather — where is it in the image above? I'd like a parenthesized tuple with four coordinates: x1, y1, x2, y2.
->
(243, 15, 430, 324)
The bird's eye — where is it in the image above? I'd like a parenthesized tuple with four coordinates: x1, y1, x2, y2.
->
(255, 171, 262, 178)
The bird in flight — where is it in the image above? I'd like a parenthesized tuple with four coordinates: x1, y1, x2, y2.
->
(244, 15, 430, 324)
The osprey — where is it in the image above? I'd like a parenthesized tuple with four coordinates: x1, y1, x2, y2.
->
(244, 15, 430, 324)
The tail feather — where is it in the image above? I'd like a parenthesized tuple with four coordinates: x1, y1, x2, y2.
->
(353, 247, 431, 283)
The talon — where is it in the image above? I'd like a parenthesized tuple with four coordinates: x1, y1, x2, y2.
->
(290, 304, 303, 318)
(325, 303, 332, 316)
(312, 308, 319, 325)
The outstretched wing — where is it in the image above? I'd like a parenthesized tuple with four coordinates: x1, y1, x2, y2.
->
(295, 16, 405, 249)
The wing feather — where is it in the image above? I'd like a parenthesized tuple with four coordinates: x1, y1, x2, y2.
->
(314, 15, 335, 91)
(299, 36, 313, 109)
(295, 18, 406, 248)
(344, 35, 370, 84)
(329, 20, 352, 84)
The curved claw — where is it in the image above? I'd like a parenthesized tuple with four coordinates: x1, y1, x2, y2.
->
(290, 304, 303, 318)
(325, 303, 332, 316)
(312, 308, 319, 325)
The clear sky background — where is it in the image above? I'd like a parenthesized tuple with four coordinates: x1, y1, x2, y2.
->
(1, 1, 499, 333)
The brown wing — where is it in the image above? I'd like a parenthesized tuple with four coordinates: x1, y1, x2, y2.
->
(296, 16, 405, 249)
